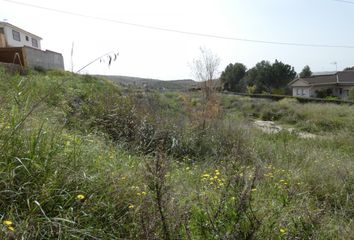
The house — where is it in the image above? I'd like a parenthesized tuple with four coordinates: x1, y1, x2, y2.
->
(288, 71, 354, 100)
(0, 22, 64, 70)
(0, 21, 42, 49)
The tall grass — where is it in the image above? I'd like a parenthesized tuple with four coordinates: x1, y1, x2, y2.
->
(0, 68, 353, 239)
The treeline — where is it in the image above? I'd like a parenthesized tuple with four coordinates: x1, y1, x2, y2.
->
(220, 60, 297, 95)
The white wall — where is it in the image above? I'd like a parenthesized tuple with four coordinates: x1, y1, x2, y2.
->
(292, 87, 310, 97)
(4, 25, 41, 49)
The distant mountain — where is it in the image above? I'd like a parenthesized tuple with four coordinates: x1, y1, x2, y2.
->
(98, 75, 199, 91)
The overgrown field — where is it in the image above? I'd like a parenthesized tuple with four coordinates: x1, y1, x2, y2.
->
(0, 69, 353, 239)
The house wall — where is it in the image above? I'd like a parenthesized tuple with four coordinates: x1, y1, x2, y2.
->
(23, 47, 64, 70)
(3, 25, 41, 49)
(309, 85, 354, 99)
(0, 28, 6, 47)
(292, 87, 310, 97)
(332, 86, 353, 100)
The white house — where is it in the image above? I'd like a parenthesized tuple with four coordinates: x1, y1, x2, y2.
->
(288, 71, 354, 100)
(0, 21, 42, 49)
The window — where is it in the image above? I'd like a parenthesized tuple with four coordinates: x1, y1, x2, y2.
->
(339, 88, 343, 95)
(25, 36, 29, 41)
(12, 30, 21, 41)
(296, 88, 300, 95)
(31, 38, 38, 48)
(0, 28, 4, 34)
(301, 89, 305, 95)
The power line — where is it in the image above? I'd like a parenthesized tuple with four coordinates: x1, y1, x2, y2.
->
(331, 0, 354, 4)
(2, 0, 354, 49)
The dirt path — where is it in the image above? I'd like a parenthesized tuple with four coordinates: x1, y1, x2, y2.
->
(254, 120, 318, 139)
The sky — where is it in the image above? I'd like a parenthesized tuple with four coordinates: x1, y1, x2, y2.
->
(1, 0, 354, 80)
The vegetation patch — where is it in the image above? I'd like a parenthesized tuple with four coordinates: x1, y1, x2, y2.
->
(0, 68, 353, 239)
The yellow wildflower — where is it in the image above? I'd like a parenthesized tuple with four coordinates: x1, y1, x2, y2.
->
(186, 167, 190, 170)
(141, 191, 147, 196)
(279, 228, 286, 234)
(202, 173, 210, 178)
(76, 194, 85, 200)
(3, 220, 13, 226)
(251, 188, 257, 192)
(137, 192, 141, 196)
(213, 176, 218, 179)
(128, 204, 134, 209)
(8, 226, 15, 232)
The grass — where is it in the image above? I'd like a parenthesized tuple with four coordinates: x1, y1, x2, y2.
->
(0, 68, 353, 239)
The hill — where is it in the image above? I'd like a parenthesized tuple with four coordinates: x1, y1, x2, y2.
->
(98, 74, 199, 91)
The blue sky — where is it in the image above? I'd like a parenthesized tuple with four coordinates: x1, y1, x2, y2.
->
(1, 0, 354, 79)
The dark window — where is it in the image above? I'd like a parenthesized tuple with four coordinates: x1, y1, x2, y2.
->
(339, 88, 343, 95)
(25, 36, 29, 41)
(0, 28, 4, 34)
(12, 30, 21, 41)
(31, 38, 38, 48)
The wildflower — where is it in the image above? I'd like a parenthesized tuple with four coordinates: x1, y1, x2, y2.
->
(8, 226, 15, 232)
(213, 176, 218, 179)
(202, 173, 210, 178)
(3, 220, 13, 226)
(251, 188, 257, 192)
(141, 191, 147, 196)
(215, 170, 220, 175)
(279, 228, 286, 234)
(137, 192, 141, 196)
(128, 204, 134, 209)
(186, 167, 190, 170)
(279, 179, 285, 182)
(76, 194, 85, 200)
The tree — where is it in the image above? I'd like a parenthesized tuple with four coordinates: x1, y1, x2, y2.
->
(299, 65, 312, 78)
(191, 47, 220, 99)
(243, 60, 296, 94)
(344, 66, 354, 71)
(220, 63, 247, 92)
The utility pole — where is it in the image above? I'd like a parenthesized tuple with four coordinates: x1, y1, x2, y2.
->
(331, 61, 338, 71)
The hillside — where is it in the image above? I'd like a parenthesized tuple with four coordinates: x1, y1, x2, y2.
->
(0, 68, 353, 239)
(98, 74, 198, 91)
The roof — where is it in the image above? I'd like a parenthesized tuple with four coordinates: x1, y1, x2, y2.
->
(0, 21, 42, 40)
(289, 71, 354, 87)
(312, 71, 337, 76)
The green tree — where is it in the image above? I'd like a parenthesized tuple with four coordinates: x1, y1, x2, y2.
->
(220, 63, 247, 92)
(344, 66, 354, 71)
(300, 65, 312, 78)
(243, 60, 296, 93)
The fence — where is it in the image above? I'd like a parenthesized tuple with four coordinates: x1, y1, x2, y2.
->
(0, 46, 64, 70)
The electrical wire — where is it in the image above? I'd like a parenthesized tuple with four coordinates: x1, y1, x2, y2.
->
(2, 0, 354, 49)
(331, 0, 354, 4)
